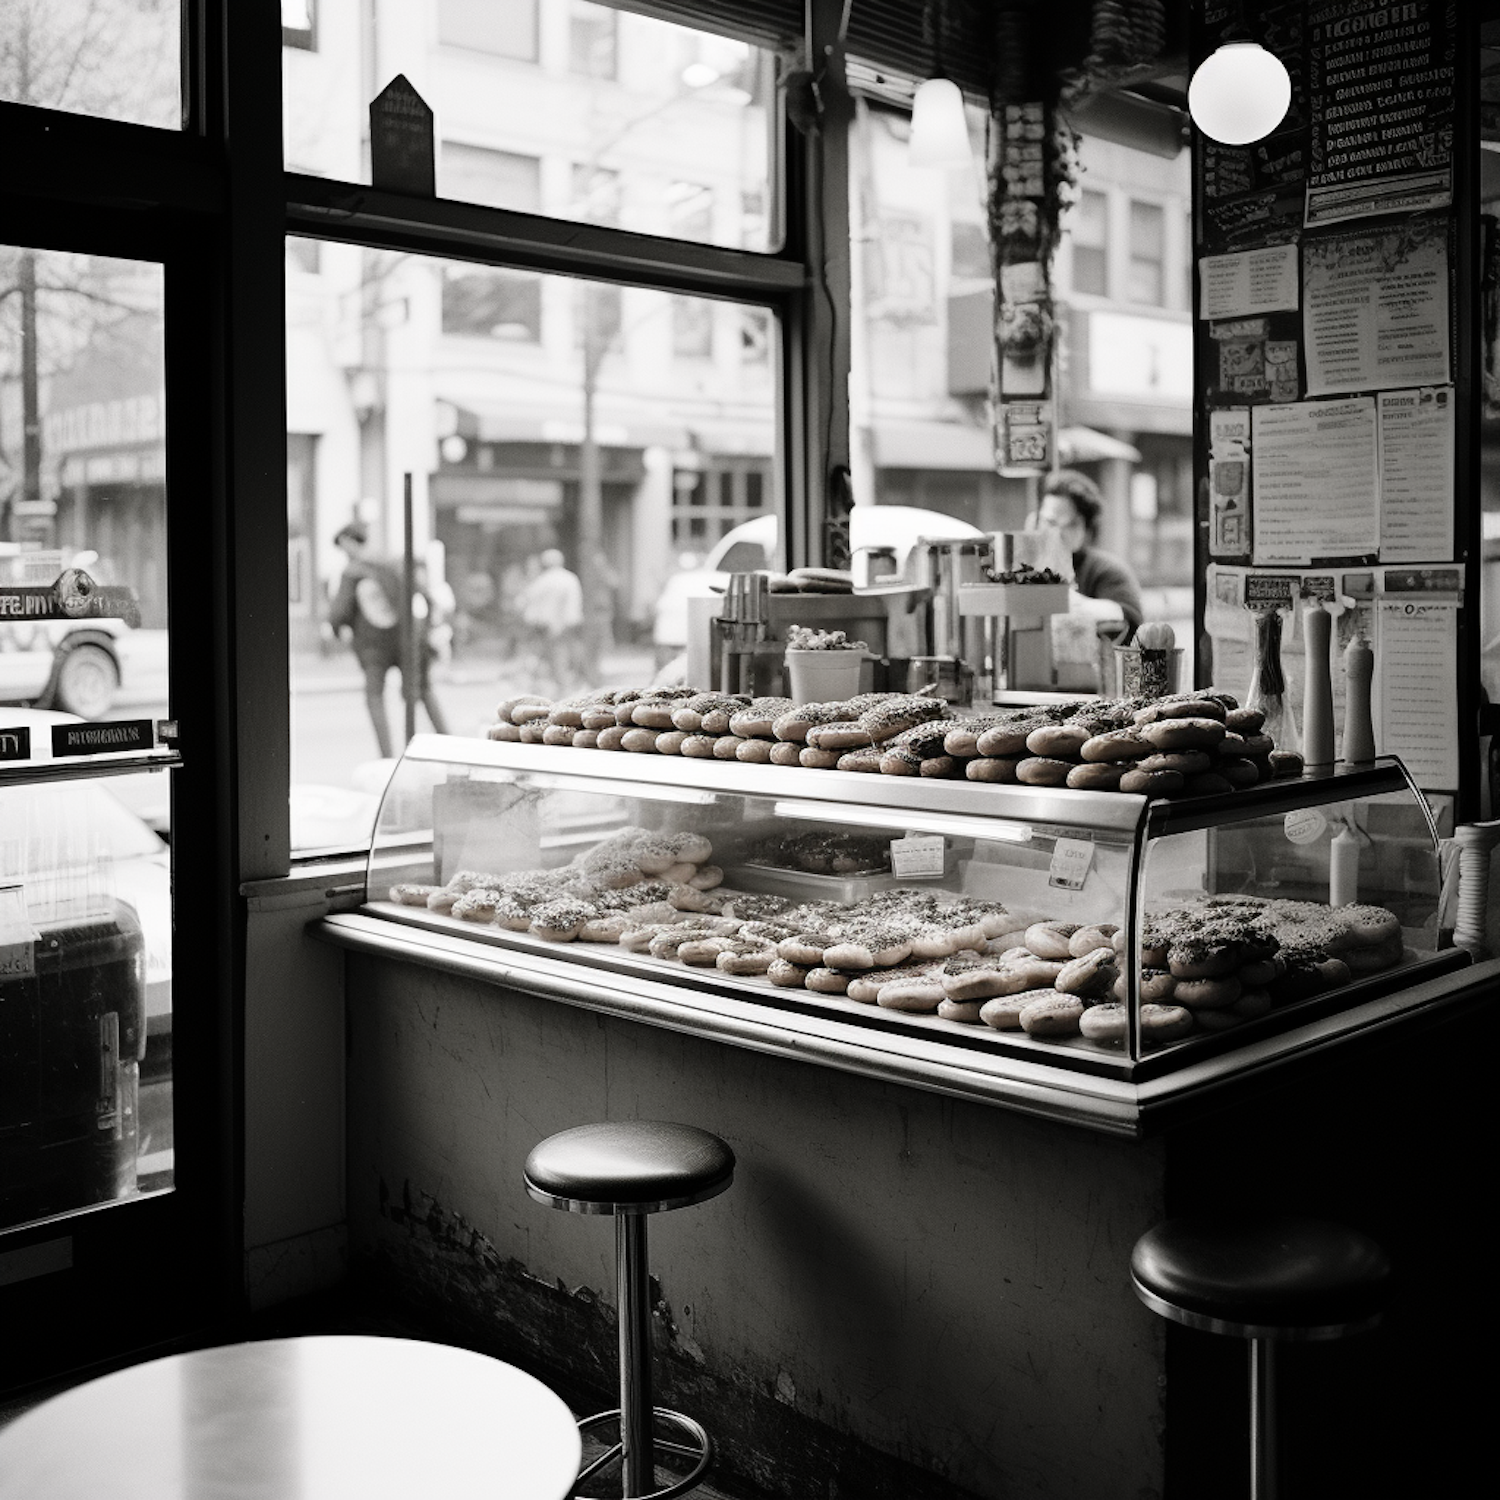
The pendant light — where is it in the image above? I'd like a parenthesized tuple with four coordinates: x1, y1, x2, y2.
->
(1188, 39, 1291, 145)
(908, 0, 972, 170)
(910, 77, 972, 168)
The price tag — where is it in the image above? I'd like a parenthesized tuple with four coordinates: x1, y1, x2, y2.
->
(889, 835, 946, 880)
(1048, 837, 1095, 891)
(1284, 808, 1327, 845)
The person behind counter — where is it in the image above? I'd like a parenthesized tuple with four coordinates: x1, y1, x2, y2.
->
(1028, 469, 1145, 639)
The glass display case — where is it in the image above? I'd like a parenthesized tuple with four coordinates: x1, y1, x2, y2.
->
(362, 736, 1465, 1081)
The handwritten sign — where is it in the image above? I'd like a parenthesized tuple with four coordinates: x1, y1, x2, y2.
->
(1048, 838, 1094, 891)
(889, 835, 946, 880)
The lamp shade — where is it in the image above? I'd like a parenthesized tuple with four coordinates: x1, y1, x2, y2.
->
(909, 77, 972, 169)
(1187, 42, 1291, 145)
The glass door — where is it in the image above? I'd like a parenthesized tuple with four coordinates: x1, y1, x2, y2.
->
(0, 223, 227, 1391)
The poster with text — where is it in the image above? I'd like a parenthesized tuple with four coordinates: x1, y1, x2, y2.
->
(1302, 218, 1449, 396)
(1251, 399, 1379, 565)
(1305, 0, 1455, 227)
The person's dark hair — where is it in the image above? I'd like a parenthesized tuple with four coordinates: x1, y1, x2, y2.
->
(334, 521, 369, 547)
(1043, 469, 1103, 540)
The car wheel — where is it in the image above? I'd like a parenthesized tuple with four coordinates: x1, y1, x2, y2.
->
(52, 644, 119, 718)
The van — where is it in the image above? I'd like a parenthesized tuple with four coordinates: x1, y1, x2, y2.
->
(652, 505, 984, 650)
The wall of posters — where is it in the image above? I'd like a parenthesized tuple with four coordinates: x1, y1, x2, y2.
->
(1191, 0, 1463, 794)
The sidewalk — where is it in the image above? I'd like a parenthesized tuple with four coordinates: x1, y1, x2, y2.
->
(289, 643, 659, 696)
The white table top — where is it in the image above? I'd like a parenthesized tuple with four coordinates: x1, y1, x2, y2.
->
(0, 1335, 581, 1500)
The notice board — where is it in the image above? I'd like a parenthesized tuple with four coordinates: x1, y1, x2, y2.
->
(1190, 0, 1467, 796)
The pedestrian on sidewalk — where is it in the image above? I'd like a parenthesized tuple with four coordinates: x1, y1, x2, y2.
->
(329, 522, 449, 758)
(514, 547, 585, 692)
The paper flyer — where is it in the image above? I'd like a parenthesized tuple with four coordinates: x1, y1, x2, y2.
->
(1199, 244, 1300, 320)
(1302, 220, 1450, 396)
(1376, 386, 1454, 563)
(1251, 399, 1378, 564)
(1375, 596, 1459, 788)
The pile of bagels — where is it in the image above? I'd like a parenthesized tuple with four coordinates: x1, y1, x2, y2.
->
(486, 686, 1304, 796)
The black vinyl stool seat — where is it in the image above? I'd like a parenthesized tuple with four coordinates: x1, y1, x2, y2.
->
(1131, 1214, 1390, 1500)
(525, 1121, 735, 1500)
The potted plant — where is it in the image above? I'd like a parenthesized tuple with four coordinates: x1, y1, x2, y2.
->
(783, 626, 867, 702)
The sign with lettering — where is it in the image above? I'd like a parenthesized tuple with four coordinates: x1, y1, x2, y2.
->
(1306, 0, 1455, 226)
(0, 727, 31, 761)
(889, 835, 946, 881)
(51, 720, 155, 757)
(370, 75, 435, 197)
(0, 570, 141, 626)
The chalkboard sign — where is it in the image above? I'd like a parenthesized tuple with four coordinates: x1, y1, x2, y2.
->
(1306, 0, 1455, 226)
(370, 75, 435, 198)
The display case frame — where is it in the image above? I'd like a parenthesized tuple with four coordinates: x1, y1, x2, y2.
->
(360, 736, 1467, 1086)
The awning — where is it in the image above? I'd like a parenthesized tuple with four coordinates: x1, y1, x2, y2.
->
(441, 396, 685, 450)
(871, 420, 994, 471)
(1057, 426, 1142, 464)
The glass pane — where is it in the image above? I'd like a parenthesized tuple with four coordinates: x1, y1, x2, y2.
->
(286, 236, 778, 853)
(0, 246, 172, 1231)
(1127, 199, 1165, 306)
(848, 100, 1193, 685)
(284, 0, 779, 252)
(1137, 788, 1442, 1058)
(0, 0, 180, 130)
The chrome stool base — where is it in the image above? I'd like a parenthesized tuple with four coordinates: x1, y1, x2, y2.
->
(575, 1407, 712, 1500)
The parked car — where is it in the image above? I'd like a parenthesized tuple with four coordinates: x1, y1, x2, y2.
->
(0, 547, 134, 718)
(652, 505, 986, 650)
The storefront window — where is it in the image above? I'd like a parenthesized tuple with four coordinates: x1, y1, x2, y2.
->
(284, 0, 778, 253)
(285, 237, 777, 852)
(0, 246, 172, 1228)
(0, 0, 179, 130)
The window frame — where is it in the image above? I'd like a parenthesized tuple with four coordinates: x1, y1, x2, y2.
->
(1, 0, 853, 875)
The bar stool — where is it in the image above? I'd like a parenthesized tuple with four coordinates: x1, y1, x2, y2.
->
(1131, 1213, 1390, 1500)
(524, 1120, 735, 1500)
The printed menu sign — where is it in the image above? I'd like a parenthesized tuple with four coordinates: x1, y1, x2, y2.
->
(1302, 219, 1449, 396)
(1375, 596, 1458, 787)
(1377, 386, 1454, 563)
(1199, 244, 1300, 320)
(1305, 0, 1455, 227)
(1251, 399, 1379, 564)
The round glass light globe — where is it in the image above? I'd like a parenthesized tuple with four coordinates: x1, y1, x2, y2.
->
(909, 77, 973, 170)
(1187, 42, 1291, 145)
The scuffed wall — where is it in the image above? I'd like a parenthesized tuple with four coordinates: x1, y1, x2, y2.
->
(345, 954, 1168, 1500)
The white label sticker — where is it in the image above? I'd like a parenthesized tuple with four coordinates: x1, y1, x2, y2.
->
(1048, 838, 1095, 891)
(1284, 808, 1328, 845)
(889, 835, 946, 880)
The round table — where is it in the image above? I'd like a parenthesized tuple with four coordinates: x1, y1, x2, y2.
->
(0, 1335, 582, 1500)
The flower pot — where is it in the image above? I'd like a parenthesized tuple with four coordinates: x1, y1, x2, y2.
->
(785, 649, 863, 703)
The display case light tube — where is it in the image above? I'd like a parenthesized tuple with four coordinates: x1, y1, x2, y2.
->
(771, 799, 1032, 844)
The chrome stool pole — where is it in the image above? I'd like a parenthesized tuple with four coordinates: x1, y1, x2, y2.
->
(526, 1120, 734, 1500)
